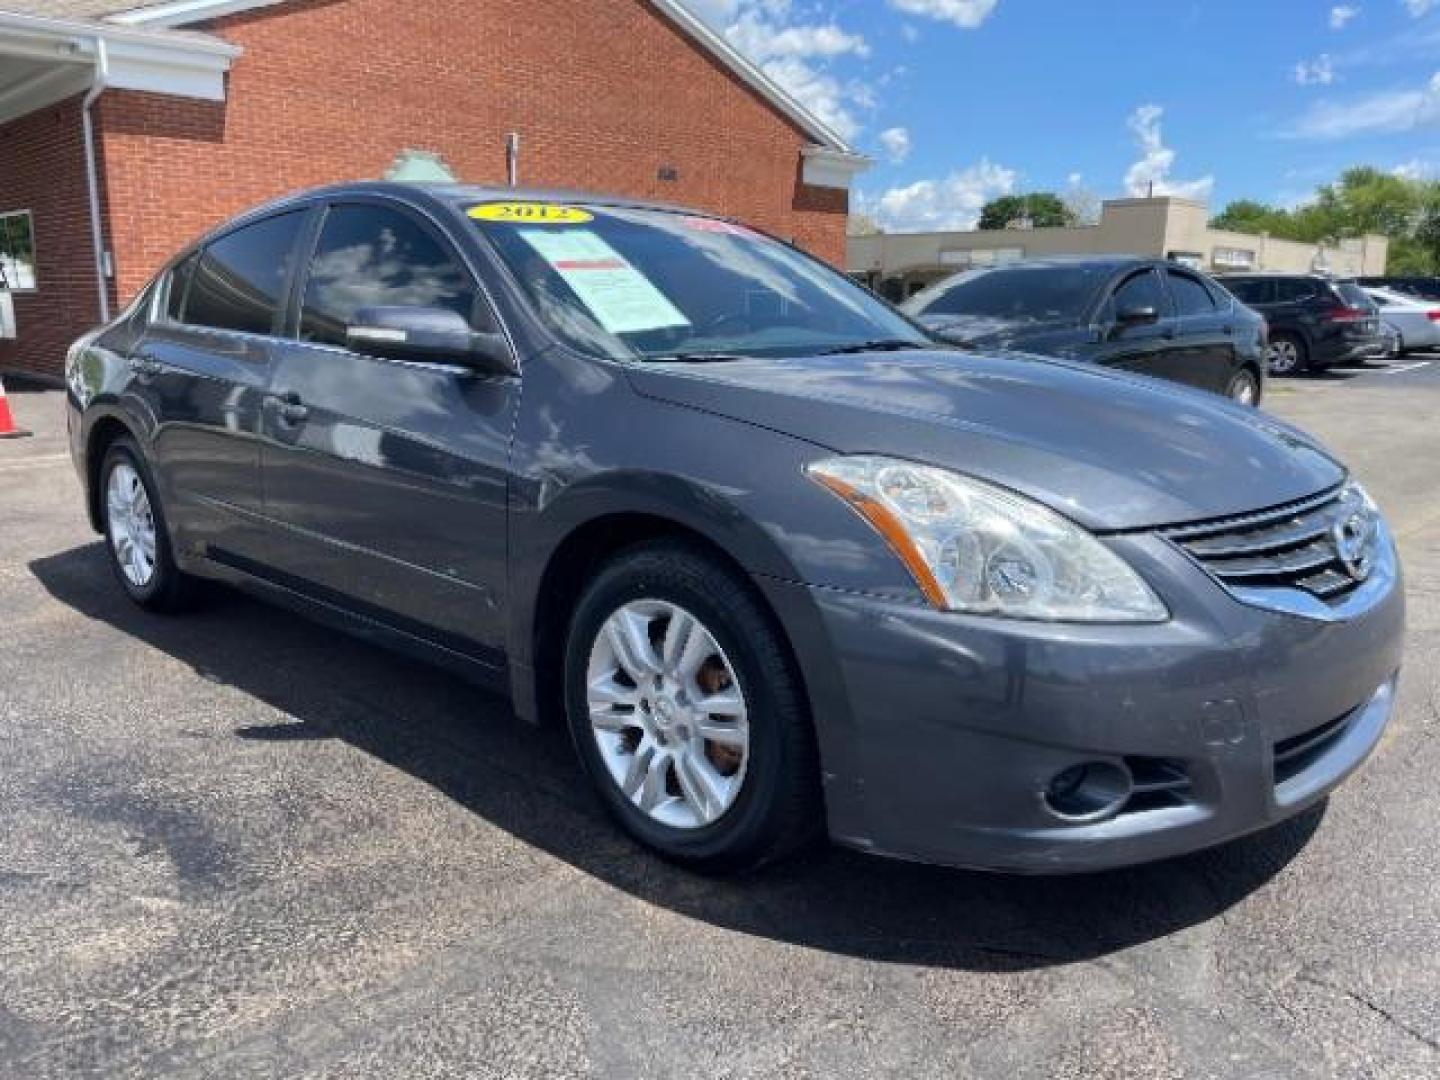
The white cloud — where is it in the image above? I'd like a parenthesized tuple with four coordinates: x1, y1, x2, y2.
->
(900, 23, 921, 43)
(886, 0, 999, 30)
(726, 15, 870, 62)
(1294, 54, 1337, 85)
(1393, 157, 1436, 177)
(1067, 171, 1084, 186)
(1330, 4, 1361, 29)
(878, 126, 912, 163)
(1286, 70, 1440, 137)
(858, 158, 1018, 231)
(688, 1, 875, 143)
(1404, 0, 1437, 17)
(1123, 105, 1214, 200)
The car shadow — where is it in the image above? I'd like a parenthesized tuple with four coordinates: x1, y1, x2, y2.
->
(29, 543, 1325, 973)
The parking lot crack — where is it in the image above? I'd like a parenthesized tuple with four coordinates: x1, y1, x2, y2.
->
(1297, 972, 1439, 1054)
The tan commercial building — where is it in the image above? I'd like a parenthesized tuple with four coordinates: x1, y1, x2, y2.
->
(849, 196, 1389, 299)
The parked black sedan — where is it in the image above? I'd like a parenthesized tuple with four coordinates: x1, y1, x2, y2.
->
(903, 256, 1268, 404)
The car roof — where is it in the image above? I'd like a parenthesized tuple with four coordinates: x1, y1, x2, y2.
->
(1215, 271, 1326, 280)
(974, 255, 1154, 271)
(275, 180, 709, 218)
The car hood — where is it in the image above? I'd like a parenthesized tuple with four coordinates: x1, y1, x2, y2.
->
(626, 350, 1343, 531)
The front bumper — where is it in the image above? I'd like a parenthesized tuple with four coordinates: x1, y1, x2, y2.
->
(763, 528, 1405, 873)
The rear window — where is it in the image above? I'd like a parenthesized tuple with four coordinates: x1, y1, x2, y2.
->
(1335, 282, 1376, 310)
(906, 264, 1111, 323)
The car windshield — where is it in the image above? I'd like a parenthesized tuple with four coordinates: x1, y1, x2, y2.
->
(467, 202, 928, 361)
(905, 264, 1111, 323)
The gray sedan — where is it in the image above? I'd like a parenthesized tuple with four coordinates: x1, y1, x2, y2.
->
(65, 183, 1404, 873)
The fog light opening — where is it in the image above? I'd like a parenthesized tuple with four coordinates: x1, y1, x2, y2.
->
(1043, 761, 1133, 823)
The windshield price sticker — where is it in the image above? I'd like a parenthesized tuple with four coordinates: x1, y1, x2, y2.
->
(518, 228, 689, 335)
(469, 203, 594, 225)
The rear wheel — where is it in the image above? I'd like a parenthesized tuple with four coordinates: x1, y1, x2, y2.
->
(100, 438, 198, 612)
(1225, 367, 1261, 406)
(1266, 333, 1306, 376)
(564, 542, 821, 872)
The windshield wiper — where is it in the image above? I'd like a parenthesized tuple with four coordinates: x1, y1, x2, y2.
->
(820, 339, 929, 355)
(649, 352, 749, 363)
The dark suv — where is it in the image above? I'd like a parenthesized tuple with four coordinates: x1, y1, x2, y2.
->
(1218, 274, 1385, 376)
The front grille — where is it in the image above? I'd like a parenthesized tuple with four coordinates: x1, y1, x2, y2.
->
(1160, 485, 1365, 605)
(1273, 712, 1354, 785)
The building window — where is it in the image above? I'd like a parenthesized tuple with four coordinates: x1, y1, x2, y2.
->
(1211, 246, 1256, 270)
(938, 247, 1024, 269)
(0, 211, 36, 291)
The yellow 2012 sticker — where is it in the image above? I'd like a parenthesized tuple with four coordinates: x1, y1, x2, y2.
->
(468, 202, 593, 225)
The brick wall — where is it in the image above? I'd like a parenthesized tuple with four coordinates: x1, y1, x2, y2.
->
(97, 0, 850, 312)
(0, 97, 111, 380)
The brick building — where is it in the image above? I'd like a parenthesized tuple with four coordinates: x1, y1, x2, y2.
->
(0, 0, 867, 380)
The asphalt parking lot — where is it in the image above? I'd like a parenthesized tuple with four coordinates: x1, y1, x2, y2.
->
(2, 363, 1438, 1079)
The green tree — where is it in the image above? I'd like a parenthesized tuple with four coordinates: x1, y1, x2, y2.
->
(977, 193, 1076, 230)
(1210, 166, 1440, 274)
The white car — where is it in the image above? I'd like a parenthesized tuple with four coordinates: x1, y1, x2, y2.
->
(1363, 286, 1440, 353)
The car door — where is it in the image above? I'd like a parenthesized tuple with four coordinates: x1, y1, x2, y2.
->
(132, 210, 308, 561)
(256, 198, 518, 662)
(1164, 267, 1235, 394)
(1091, 267, 1184, 383)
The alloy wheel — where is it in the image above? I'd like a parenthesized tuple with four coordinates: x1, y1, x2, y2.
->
(1266, 339, 1300, 376)
(106, 462, 158, 588)
(586, 600, 750, 829)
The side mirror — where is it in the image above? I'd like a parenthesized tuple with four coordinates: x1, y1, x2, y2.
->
(1115, 303, 1159, 327)
(346, 306, 513, 374)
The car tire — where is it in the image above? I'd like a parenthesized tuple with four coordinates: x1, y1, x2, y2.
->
(1265, 333, 1307, 377)
(564, 541, 822, 873)
(100, 437, 199, 612)
(1225, 368, 1262, 406)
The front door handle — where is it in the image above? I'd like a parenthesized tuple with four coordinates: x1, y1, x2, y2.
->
(269, 391, 309, 425)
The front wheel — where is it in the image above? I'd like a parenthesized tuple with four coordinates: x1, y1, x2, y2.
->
(564, 542, 821, 873)
(1225, 368, 1261, 406)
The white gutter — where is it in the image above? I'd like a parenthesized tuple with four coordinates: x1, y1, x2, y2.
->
(81, 37, 111, 323)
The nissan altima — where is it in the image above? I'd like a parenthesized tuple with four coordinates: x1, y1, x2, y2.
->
(65, 184, 1404, 873)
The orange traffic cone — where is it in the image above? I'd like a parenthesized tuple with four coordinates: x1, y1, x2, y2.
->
(0, 377, 32, 439)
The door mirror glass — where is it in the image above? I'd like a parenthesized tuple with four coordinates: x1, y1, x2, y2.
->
(346, 306, 512, 373)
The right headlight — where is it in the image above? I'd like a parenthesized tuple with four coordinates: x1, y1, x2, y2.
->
(807, 455, 1168, 623)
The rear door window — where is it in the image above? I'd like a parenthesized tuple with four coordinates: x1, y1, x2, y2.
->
(1274, 278, 1319, 303)
(186, 211, 306, 335)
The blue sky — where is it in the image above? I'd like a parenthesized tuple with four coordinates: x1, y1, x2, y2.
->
(684, 0, 1440, 230)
